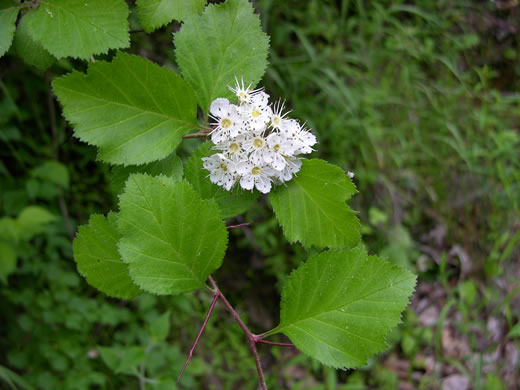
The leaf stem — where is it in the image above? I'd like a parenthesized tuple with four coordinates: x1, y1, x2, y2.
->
(253, 339, 294, 348)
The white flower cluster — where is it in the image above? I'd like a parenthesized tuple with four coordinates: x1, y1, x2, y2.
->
(202, 78, 317, 194)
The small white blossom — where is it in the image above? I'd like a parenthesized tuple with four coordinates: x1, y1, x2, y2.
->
(237, 162, 277, 194)
(228, 76, 263, 104)
(213, 137, 246, 163)
(202, 154, 237, 191)
(242, 133, 271, 165)
(276, 157, 302, 183)
(290, 124, 317, 154)
(265, 133, 292, 170)
(209, 99, 243, 143)
(270, 100, 290, 131)
(202, 77, 317, 193)
(240, 92, 272, 131)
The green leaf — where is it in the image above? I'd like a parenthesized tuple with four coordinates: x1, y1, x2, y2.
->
(270, 159, 361, 249)
(175, 0, 269, 112)
(0, 365, 35, 390)
(137, 0, 206, 33)
(17, 206, 56, 240)
(98, 346, 146, 374)
(0, 242, 16, 284)
(268, 247, 416, 369)
(184, 142, 258, 218)
(507, 323, 520, 339)
(23, 0, 129, 59)
(118, 174, 228, 295)
(0, 217, 19, 243)
(53, 53, 198, 165)
(111, 153, 183, 195)
(0, 0, 20, 57)
(12, 15, 56, 71)
(31, 161, 69, 189)
(149, 310, 170, 342)
(73, 213, 142, 299)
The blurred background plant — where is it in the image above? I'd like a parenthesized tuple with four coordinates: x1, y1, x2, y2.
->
(1, 0, 519, 389)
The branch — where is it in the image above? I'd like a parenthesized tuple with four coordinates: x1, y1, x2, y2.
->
(182, 131, 211, 139)
(177, 293, 220, 383)
(226, 222, 252, 230)
(211, 277, 267, 390)
(178, 276, 270, 390)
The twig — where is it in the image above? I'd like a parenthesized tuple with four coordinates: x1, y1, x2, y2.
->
(226, 222, 252, 230)
(179, 276, 269, 390)
(182, 131, 211, 139)
(207, 276, 268, 390)
(177, 293, 220, 383)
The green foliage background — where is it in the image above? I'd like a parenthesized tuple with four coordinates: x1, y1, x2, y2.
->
(1, 0, 519, 389)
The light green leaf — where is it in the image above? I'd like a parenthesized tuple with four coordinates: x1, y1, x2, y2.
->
(268, 247, 416, 368)
(175, 0, 269, 112)
(12, 15, 56, 71)
(53, 53, 198, 165)
(137, 0, 206, 33)
(0, 365, 35, 390)
(0, 0, 20, 57)
(507, 323, 520, 339)
(0, 242, 17, 284)
(118, 174, 228, 295)
(111, 153, 183, 195)
(0, 217, 19, 243)
(98, 346, 146, 374)
(24, 0, 129, 59)
(31, 161, 69, 189)
(17, 206, 56, 240)
(73, 213, 142, 299)
(184, 142, 258, 218)
(149, 310, 170, 342)
(270, 159, 360, 248)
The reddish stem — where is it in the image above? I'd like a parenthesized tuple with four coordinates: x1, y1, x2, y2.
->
(182, 132, 210, 139)
(254, 339, 294, 348)
(177, 293, 219, 384)
(226, 222, 252, 230)
(208, 276, 268, 390)
(179, 276, 277, 389)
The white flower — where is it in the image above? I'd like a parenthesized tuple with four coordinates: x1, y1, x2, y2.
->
(237, 162, 277, 194)
(242, 133, 271, 165)
(228, 76, 262, 104)
(202, 154, 237, 191)
(276, 157, 302, 182)
(209, 98, 243, 143)
(265, 133, 293, 170)
(213, 136, 247, 162)
(239, 92, 272, 131)
(202, 76, 318, 194)
(283, 119, 317, 154)
(269, 100, 290, 130)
